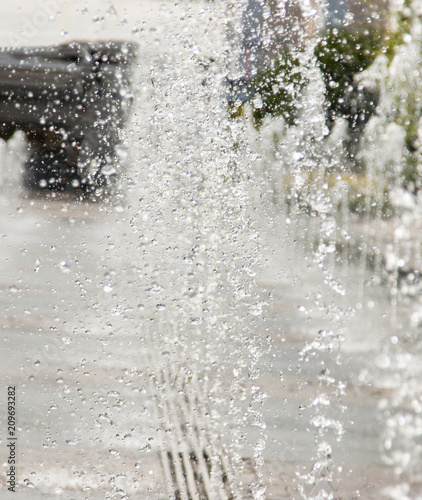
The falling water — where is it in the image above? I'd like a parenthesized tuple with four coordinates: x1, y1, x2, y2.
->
(218, 0, 422, 497)
(356, 2, 422, 497)
(120, 1, 377, 498)
(97, 3, 271, 498)
(3, 0, 422, 499)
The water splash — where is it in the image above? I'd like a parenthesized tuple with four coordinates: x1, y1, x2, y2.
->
(4, 0, 422, 498)
(108, 3, 269, 497)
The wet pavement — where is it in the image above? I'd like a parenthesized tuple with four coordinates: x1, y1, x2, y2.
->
(253, 211, 403, 498)
(0, 1, 415, 498)
(0, 192, 165, 497)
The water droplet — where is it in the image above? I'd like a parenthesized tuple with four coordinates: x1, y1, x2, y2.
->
(59, 261, 70, 273)
(107, 390, 120, 397)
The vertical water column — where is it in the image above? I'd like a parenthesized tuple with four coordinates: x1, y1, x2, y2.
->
(356, 2, 422, 496)
(125, 3, 268, 497)
(241, 1, 350, 497)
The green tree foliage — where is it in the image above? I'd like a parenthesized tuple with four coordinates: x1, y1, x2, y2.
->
(248, 26, 384, 137)
(249, 53, 304, 127)
(315, 27, 384, 129)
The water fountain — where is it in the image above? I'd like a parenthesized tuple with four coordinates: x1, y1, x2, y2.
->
(238, 0, 422, 497)
(106, 2, 422, 497)
(2, 0, 422, 499)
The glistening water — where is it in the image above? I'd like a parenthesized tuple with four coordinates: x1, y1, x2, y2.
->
(1, 0, 422, 499)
